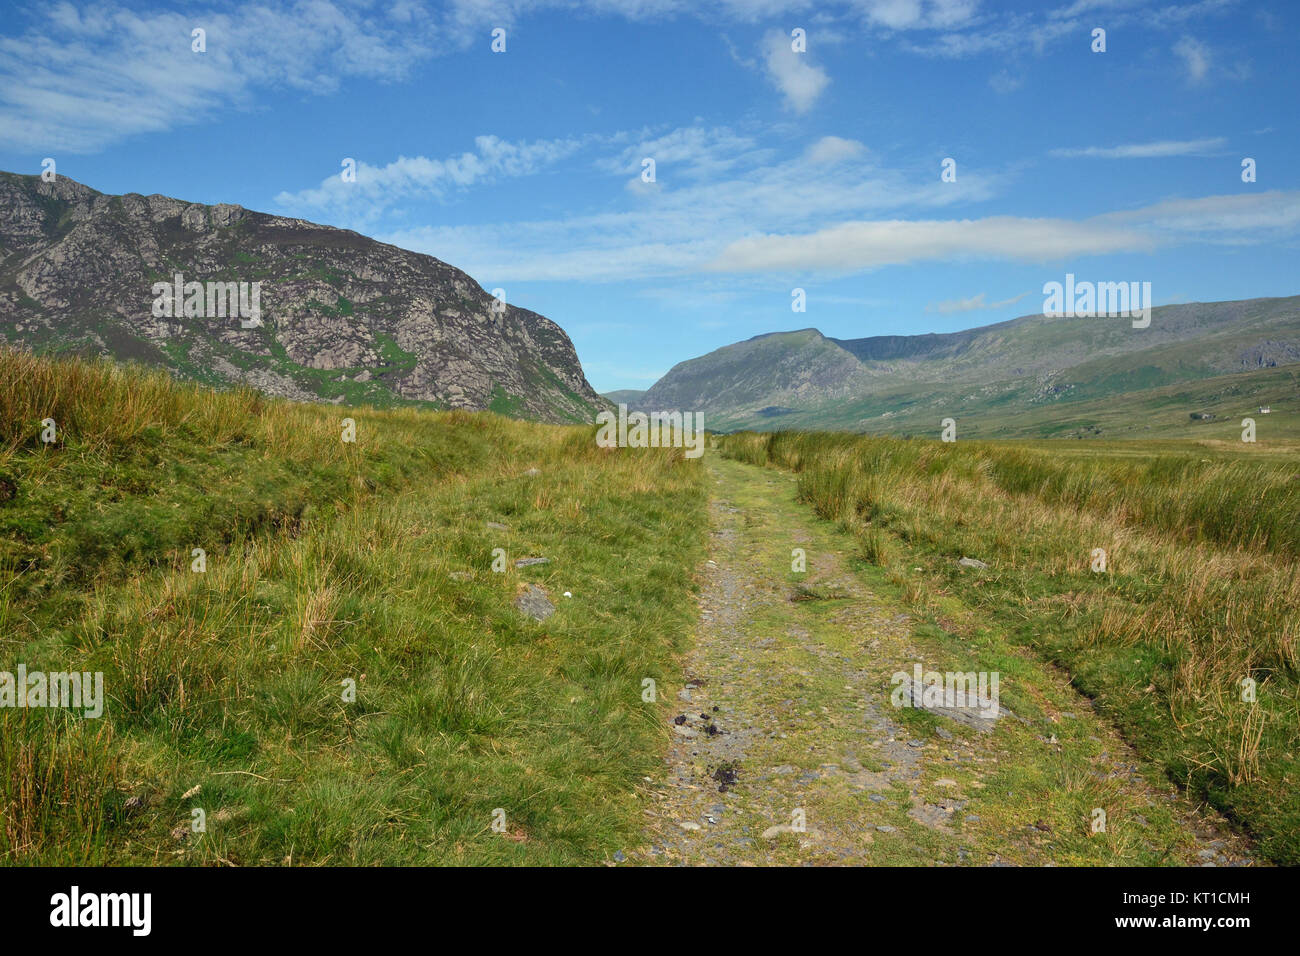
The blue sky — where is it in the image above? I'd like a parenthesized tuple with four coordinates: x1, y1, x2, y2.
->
(1, 0, 1297, 392)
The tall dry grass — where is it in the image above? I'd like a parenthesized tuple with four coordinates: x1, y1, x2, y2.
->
(720, 429, 1300, 862)
(1, 347, 708, 864)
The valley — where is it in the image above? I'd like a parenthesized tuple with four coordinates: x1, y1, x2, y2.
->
(2, 348, 1291, 865)
(628, 296, 1300, 438)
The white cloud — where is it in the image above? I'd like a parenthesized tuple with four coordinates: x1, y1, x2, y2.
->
(1173, 35, 1211, 83)
(804, 135, 867, 163)
(0, 0, 1247, 154)
(927, 290, 1032, 313)
(761, 29, 830, 113)
(1049, 137, 1226, 158)
(706, 217, 1156, 272)
(0, 1, 436, 152)
(271, 118, 1297, 286)
(705, 191, 1300, 274)
(859, 0, 925, 28)
(596, 126, 770, 179)
(1047, 0, 1143, 18)
(1099, 191, 1300, 239)
(908, 0, 1236, 59)
(904, 13, 1075, 58)
(371, 123, 1001, 281)
(274, 135, 589, 225)
(857, 0, 979, 30)
(988, 69, 1023, 93)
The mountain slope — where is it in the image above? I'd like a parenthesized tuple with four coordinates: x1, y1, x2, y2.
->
(0, 171, 603, 423)
(637, 328, 874, 421)
(638, 296, 1300, 435)
(833, 296, 1300, 386)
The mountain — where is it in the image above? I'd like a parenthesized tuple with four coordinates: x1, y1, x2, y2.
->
(0, 171, 603, 423)
(601, 389, 646, 405)
(634, 328, 872, 418)
(637, 296, 1300, 437)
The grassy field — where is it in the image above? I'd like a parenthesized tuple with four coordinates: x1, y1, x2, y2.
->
(706, 363, 1300, 441)
(717, 430, 1299, 863)
(0, 348, 706, 864)
(4, 345, 1295, 866)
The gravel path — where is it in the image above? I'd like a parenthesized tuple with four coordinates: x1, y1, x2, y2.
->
(632, 457, 1254, 866)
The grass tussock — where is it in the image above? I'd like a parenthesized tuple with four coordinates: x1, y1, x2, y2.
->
(719, 428, 1300, 863)
(0, 348, 502, 630)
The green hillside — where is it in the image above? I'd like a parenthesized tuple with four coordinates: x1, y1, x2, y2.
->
(639, 295, 1300, 436)
(752, 364, 1300, 440)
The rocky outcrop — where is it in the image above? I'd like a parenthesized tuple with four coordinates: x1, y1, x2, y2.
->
(0, 171, 603, 423)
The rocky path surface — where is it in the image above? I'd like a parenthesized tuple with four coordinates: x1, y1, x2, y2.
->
(633, 457, 1253, 866)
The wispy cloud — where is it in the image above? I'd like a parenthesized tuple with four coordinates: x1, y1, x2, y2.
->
(904, 12, 1076, 58)
(372, 123, 1001, 281)
(760, 28, 830, 113)
(1098, 191, 1300, 241)
(595, 126, 771, 180)
(858, 0, 980, 30)
(927, 290, 1033, 314)
(706, 191, 1300, 274)
(706, 217, 1157, 272)
(1049, 137, 1226, 159)
(0, 0, 1249, 154)
(1173, 35, 1212, 83)
(908, 0, 1238, 59)
(988, 69, 1023, 93)
(274, 135, 590, 226)
(804, 135, 867, 164)
(323, 115, 1300, 284)
(0, 1, 435, 152)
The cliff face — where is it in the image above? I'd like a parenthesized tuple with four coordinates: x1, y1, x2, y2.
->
(0, 172, 604, 422)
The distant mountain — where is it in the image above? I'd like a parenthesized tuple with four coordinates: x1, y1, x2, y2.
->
(601, 389, 646, 406)
(638, 328, 872, 416)
(637, 296, 1300, 437)
(0, 171, 603, 423)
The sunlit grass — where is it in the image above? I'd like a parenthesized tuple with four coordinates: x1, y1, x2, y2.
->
(0, 349, 707, 864)
(719, 428, 1300, 863)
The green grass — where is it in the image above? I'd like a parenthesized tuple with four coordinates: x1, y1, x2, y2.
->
(708, 363, 1300, 440)
(718, 429, 1300, 863)
(488, 384, 527, 418)
(0, 348, 707, 864)
(373, 331, 415, 373)
(652, 457, 1228, 866)
(257, 330, 435, 409)
(6, 344, 1288, 865)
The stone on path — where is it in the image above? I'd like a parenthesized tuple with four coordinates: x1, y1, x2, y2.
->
(514, 584, 555, 621)
(892, 672, 1011, 732)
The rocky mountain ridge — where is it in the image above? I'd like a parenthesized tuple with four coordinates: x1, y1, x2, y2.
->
(0, 171, 604, 422)
(633, 295, 1300, 435)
